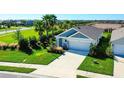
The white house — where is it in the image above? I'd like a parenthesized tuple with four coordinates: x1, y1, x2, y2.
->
(55, 26, 104, 52)
(111, 27, 124, 56)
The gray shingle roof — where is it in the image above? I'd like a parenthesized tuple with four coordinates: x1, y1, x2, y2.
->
(111, 27, 124, 42)
(74, 26, 104, 40)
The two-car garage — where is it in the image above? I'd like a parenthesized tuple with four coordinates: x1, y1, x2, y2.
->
(68, 39, 91, 52)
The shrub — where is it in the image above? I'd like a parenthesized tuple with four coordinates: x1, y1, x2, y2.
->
(18, 38, 32, 54)
(47, 45, 64, 54)
(29, 36, 41, 50)
(8, 43, 18, 50)
(0, 43, 8, 50)
(106, 46, 114, 58)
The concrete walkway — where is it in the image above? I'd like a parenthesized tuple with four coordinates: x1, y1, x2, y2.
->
(0, 62, 46, 69)
(114, 60, 124, 78)
(76, 70, 112, 78)
(0, 71, 41, 78)
(31, 50, 88, 78)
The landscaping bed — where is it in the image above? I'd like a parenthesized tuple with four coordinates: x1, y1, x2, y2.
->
(0, 65, 36, 73)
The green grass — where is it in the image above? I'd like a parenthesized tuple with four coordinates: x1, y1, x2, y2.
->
(0, 65, 36, 73)
(78, 32, 114, 76)
(0, 49, 61, 65)
(0, 29, 39, 43)
(77, 75, 88, 78)
(78, 56, 114, 76)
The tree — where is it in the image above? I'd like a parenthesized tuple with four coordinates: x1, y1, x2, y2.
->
(34, 20, 44, 42)
(14, 28, 23, 42)
(49, 14, 57, 38)
(42, 14, 57, 39)
(42, 15, 51, 39)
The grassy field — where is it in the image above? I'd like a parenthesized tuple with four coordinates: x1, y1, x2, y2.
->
(78, 32, 114, 76)
(0, 65, 36, 73)
(0, 29, 39, 43)
(0, 49, 60, 65)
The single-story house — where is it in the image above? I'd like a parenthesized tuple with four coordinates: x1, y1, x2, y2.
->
(55, 26, 104, 52)
(111, 27, 124, 56)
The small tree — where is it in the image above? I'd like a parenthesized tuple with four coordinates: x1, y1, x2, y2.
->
(89, 43, 97, 56)
(18, 38, 32, 54)
(13, 28, 23, 42)
(34, 20, 44, 43)
(29, 36, 41, 50)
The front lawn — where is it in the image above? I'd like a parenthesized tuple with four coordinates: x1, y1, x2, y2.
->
(0, 65, 36, 73)
(0, 49, 61, 65)
(78, 32, 114, 76)
(78, 56, 114, 76)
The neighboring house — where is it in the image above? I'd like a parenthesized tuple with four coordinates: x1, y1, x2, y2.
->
(111, 27, 124, 56)
(55, 26, 104, 52)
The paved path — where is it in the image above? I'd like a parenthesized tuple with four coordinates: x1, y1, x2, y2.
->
(0, 27, 32, 35)
(0, 62, 46, 69)
(114, 60, 124, 78)
(31, 50, 88, 78)
(76, 70, 112, 78)
(0, 71, 49, 78)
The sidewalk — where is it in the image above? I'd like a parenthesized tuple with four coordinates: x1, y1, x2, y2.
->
(76, 70, 112, 78)
(0, 62, 46, 69)
(114, 60, 124, 78)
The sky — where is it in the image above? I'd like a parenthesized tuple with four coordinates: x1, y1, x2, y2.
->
(0, 14, 124, 20)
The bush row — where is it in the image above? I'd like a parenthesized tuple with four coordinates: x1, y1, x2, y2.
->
(0, 43, 18, 50)
(47, 45, 64, 54)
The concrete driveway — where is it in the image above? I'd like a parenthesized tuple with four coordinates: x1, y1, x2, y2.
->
(114, 55, 124, 77)
(31, 50, 88, 78)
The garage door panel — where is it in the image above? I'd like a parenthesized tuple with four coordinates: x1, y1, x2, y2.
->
(114, 44, 124, 55)
(68, 40, 90, 51)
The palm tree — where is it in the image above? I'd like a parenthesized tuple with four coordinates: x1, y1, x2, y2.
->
(42, 14, 57, 39)
(42, 15, 51, 39)
(50, 14, 57, 38)
(34, 20, 44, 42)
